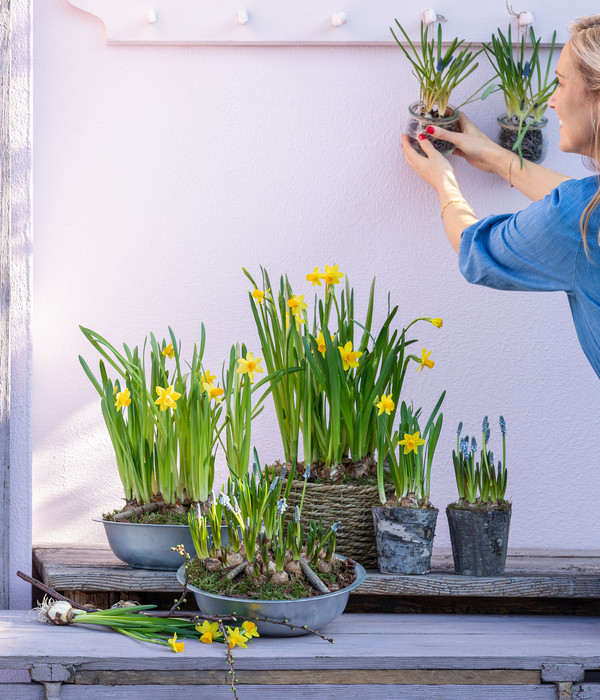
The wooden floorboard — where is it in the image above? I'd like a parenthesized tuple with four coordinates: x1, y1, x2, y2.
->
(58, 685, 561, 699)
(71, 668, 542, 685)
(2, 611, 600, 672)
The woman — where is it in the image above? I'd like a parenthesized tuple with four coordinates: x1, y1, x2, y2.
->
(402, 14, 600, 379)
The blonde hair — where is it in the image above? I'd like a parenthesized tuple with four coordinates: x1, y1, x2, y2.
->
(569, 14, 600, 254)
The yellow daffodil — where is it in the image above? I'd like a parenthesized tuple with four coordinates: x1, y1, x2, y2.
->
(398, 431, 426, 455)
(306, 266, 323, 286)
(236, 352, 264, 383)
(430, 318, 443, 328)
(251, 288, 269, 304)
(196, 620, 222, 644)
(168, 632, 185, 653)
(201, 370, 216, 390)
(287, 294, 308, 316)
(376, 394, 395, 416)
(338, 341, 362, 371)
(205, 383, 224, 402)
(242, 621, 260, 638)
(162, 343, 175, 359)
(154, 385, 182, 411)
(415, 348, 435, 373)
(114, 387, 131, 411)
(285, 311, 305, 330)
(226, 626, 249, 649)
(316, 330, 334, 356)
(322, 264, 344, 286)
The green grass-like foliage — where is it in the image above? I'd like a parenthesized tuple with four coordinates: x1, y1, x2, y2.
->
(390, 19, 485, 117)
(482, 26, 558, 164)
(188, 452, 340, 574)
(452, 416, 508, 505)
(244, 266, 441, 472)
(376, 393, 445, 506)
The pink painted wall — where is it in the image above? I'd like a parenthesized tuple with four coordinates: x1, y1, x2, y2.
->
(32, 0, 600, 550)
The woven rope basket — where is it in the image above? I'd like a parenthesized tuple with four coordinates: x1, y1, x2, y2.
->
(285, 480, 395, 569)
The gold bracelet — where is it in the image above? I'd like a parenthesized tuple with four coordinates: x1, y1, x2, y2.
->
(508, 156, 518, 188)
(440, 199, 474, 219)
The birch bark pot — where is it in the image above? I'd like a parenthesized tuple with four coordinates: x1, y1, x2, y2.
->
(446, 504, 512, 576)
(372, 506, 438, 574)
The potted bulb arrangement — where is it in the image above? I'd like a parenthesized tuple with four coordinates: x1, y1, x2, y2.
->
(373, 394, 445, 574)
(447, 416, 510, 576)
(79, 326, 271, 569)
(391, 19, 486, 157)
(244, 265, 443, 568)
(178, 453, 366, 636)
(482, 26, 558, 164)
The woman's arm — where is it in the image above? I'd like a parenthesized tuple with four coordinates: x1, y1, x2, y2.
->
(401, 133, 478, 253)
(428, 113, 570, 202)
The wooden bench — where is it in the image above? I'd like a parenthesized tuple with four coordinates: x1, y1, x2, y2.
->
(32, 545, 600, 614)
(2, 610, 600, 698)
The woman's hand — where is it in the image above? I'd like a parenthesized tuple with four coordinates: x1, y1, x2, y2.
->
(425, 112, 506, 174)
(401, 133, 458, 194)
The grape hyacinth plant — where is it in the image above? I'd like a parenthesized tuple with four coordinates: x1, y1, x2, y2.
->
(186, 452, 356, 599)
(391, 19, 484, 118)
(482, 26, 558, 164)
(451, 415, 508, 508)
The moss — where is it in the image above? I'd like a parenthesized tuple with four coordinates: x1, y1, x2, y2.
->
(102, 509, 190, 525)
(446, 499, 512, 513)
(132, 511, 189, 525)
(187, 559, 315, 600)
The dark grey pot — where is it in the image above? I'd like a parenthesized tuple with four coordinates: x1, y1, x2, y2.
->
(446, 505, 512, 576)
(372, 506, 438, 574)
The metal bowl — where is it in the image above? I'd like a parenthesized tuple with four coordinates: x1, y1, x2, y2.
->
(177, 555, 366, 636)
(97, 519, 228, 571)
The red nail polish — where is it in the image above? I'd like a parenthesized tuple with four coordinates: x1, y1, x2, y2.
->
(418, 133, 427, 141)
(425, 125, 435, 135)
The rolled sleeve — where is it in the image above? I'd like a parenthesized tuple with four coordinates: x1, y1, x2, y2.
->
(459, 182, 580, 294)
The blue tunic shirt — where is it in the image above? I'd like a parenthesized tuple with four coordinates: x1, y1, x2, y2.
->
(459, 175, 600, 379)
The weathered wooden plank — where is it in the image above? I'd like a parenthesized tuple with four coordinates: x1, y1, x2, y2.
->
(41, 564, 600, 598)
(33, 545, 600, 574)
(574, 684, 600, 699)
(72, 668, 541, 686)
(35, 546, 125, 568)
(0, 0, 12, 613)
(43, 565, 179, 592)
(356, 574, 600, 598)
(33, 546, 600, 599)
(0, 685, 44, 700)
(2, 611, 600, 672)
(57, 684, 559, 699)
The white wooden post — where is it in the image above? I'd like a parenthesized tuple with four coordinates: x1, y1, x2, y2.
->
(0, 0, 32, 610)
(0, 0, 13, 612)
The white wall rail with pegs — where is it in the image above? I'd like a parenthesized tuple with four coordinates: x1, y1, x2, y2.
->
(65, 0, 583, 45)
